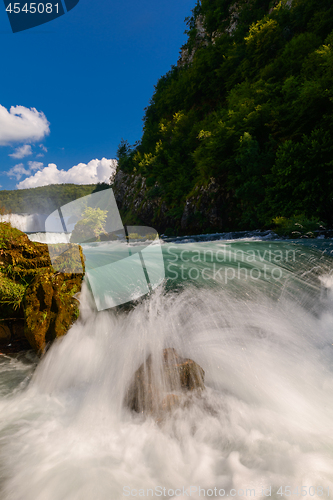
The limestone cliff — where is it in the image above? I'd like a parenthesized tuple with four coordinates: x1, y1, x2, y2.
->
(112, 170, 231, 235)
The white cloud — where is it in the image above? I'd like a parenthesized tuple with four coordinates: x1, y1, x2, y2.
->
(7, 160, 44, 181)
(35, 144, 48, 157)
(17, 158, 118, 189)
(27, 161, 44, 171)
(7, 163, 31, 180)
(9, 144, 33, 159)
(0, 105, 50, 146)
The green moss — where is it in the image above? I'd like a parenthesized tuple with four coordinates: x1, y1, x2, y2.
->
(24, 270, 83, 353)
(0, 222, 84, 352)
(0, 273, 26, 312)
(48, 244, 85, 273)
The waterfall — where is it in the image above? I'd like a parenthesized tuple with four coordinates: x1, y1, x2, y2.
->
(0, 213, 70, 244)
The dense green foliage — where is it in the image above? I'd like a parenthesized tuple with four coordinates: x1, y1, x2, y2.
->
(117, 0, 333, 230)
(0, 184, 105, 214)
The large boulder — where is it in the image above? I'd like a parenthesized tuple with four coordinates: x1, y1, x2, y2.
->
(0, 222, 50, 322)
(24, 270, 82, 353)
(0, 222, 84, 353)
(124, 348, 205, 416)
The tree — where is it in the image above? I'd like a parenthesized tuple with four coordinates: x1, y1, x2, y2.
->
(70, 207, 108, 243)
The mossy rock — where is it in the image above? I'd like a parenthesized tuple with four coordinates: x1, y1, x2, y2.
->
(0, 222, 51, 270)
(48, 243, 85, 273)
(0, 223, 84, 352)
(24, 270, 82, 353)
(0, 223, 46, 320)
(0, 272, 26, 315)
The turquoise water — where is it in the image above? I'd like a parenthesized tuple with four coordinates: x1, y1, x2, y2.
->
(0, 237, 332, 500)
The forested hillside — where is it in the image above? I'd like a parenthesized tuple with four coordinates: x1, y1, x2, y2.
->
(115, 0, 333, 234)
(0, 183, 109, 214)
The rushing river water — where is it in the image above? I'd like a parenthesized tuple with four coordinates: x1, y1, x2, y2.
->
(0, 236, 333, 500)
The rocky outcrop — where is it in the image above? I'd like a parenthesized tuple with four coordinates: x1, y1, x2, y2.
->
(0, 223, 50, 321)
(177, 4, 243, 68)
(0, 223, 84, 353)
(180, 178, 231, 232)
(178, 15, 209, 67)
(113, 170, 173, 230)
(112, 169, 230, 235)
(24, 270, 82, 353)
(124, 348, 205, 416)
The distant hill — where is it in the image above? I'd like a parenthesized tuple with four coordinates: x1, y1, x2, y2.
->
(0, 183, 111, 215)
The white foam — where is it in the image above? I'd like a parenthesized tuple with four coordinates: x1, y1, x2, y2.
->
(28, 232, 70, 244)
(0, 243, 332, 499)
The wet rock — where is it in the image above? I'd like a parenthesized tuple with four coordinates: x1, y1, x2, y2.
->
(124, 348, 205, 416)
(24, 270, 82, 353)
(160, 393, 182, 413)
(0, 223, 84, 353)
(0, 223, 49, 323)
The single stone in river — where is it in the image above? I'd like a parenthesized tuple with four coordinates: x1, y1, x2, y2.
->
(124, 347, 205, 416)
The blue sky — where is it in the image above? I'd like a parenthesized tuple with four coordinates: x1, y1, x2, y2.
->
(0, 0, 196, 190)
